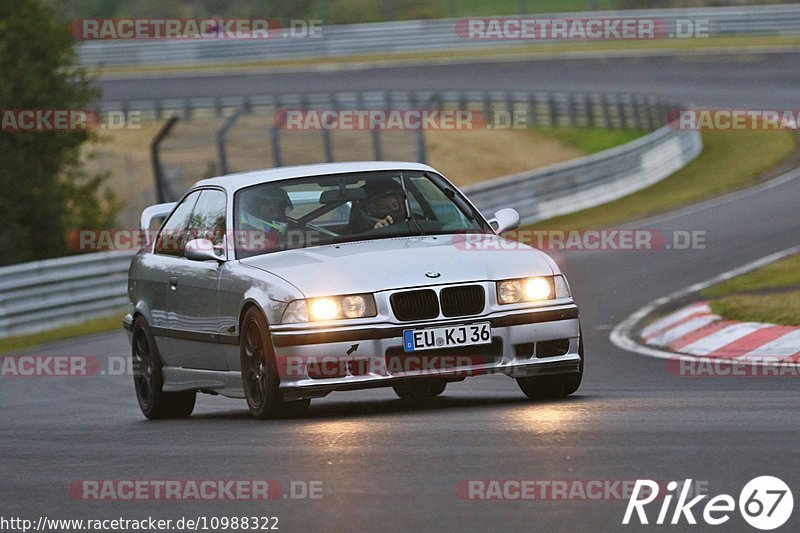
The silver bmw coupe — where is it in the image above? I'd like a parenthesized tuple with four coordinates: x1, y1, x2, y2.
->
(124, 162, 583, 419)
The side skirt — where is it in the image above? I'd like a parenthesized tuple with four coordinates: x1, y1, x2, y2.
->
(162, 367, 246, 399)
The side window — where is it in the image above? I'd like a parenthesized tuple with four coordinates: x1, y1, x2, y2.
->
(186, 190, 227, 250)
(155, 191, 201, 256)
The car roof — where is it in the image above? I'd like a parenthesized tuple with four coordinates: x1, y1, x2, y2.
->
(191, 161, 438, 193)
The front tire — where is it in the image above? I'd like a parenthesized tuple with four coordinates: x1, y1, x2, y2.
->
(517, 332, 584, 401)
(132, 317, 196, 419)
(240, 307, 310, 420)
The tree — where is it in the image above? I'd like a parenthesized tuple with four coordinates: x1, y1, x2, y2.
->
(0, 0, 117, 266)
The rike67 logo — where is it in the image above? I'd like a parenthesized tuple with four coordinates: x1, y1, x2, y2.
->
(623, 477, 793, 530)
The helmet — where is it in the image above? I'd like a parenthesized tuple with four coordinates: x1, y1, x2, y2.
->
(239, 186, 293, 236)
(362, 177, 402, 199)
(241, 186, 292, 220)
(361, 178, 404, 220)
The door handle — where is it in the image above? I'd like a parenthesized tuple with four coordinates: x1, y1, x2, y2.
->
(169, 276, 178, 290)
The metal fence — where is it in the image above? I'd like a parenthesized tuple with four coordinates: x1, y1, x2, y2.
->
(0, 90, 700, 339)
(98, 89, 681, 213)
(78, 4, 800, 68)
(98, 89, 680, 127)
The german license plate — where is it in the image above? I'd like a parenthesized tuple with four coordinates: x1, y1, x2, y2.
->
(403, 322, 491, 353)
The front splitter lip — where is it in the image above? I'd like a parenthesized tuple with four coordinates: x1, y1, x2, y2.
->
(279, 354, 581, 401)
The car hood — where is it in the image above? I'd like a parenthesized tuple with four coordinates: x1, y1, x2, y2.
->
(240, 235, 555, 297)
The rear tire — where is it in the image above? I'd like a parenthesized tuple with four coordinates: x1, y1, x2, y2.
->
(240, 307, 310, 420)
(517, 331, 584, 401)
(393, 379, 447, 402)
(132, 317, 196, 419)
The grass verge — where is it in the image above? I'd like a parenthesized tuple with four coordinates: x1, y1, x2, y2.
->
(531, 126, 645, 154)
(708, 292, 800, 326)
(699, 254, 800, 326)
(702, 255, 800, 298)
(524, 129, 797, 231)
(0, 313, 126, 355)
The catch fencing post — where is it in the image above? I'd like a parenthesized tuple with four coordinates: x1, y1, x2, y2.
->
(322, 94, 334, 162)
(216, 110, 242, 175)
(271, 119, 284, 167)
(150, 116, 179, 203)
(371, 128, 383, 160)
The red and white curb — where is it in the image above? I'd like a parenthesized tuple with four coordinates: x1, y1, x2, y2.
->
(611, 245, 800, 363)
(641, 301, 800, 362)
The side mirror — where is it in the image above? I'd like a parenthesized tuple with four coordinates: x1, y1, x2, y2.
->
(489, 208, 520, 234)
(185, 239, 224, 262)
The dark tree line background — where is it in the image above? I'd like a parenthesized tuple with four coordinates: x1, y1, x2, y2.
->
(0, 0, 118, 266)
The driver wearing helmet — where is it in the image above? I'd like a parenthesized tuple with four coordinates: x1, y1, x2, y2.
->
(238, 186, 293, 251)
(356, 178, 406, 231)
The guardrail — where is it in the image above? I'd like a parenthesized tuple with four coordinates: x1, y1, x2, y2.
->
(0, 90, 701, 339)
(464, 125, 701, 226)
(78, 4, 800, 68)
(0, 251, 134, 338)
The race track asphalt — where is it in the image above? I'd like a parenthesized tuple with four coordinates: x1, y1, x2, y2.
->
(98, 50, 800, 108)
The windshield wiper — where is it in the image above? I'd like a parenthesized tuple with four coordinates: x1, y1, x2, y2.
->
(399, 172, 425, 236)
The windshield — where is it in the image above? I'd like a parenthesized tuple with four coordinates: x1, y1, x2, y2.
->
(233, 170, 489, 258)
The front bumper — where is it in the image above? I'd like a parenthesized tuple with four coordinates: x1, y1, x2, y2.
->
(269, 303, 581, 400)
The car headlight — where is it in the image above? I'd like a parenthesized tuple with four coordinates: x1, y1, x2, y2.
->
(496, 275, 571, 304)
(310, 298, 339, 321)
(281, 294, 377, 323)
